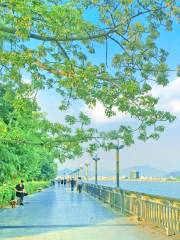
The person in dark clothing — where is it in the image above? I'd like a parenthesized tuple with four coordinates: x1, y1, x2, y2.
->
(63, 178, 67, 186)
(52, 180, 55, 186)
(15, 180, 25, 205)
(70, 178, 76, 191)
(57, 179, 61, 187)
(77, 177, 83, 193)
(61, 179, 64, 185)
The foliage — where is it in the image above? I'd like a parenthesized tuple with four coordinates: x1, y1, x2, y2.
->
(0, 82, 93, 183)
(0, 1, 179, 181)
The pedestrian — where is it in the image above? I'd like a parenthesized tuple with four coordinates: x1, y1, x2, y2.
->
(15, 180, 25, 205)
(67, 177, 71, 186)
(61, 178, 64, 185)
(70, 178, 76, 191)
(57, 178, 61, 187)
(77, 177, 83, 193)
(63, 178, 67, 186)
(52, 179, 55, 186)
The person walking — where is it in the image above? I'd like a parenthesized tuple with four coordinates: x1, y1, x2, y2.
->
(61, 178, 64, 185)
(57, 178, 61, 187)
(70, 178, 76, 191)
(52, 179, 55, 186)
(63, 178, 67, 187)
(77, 177, 83, 193)
(15, 180, 25, 205)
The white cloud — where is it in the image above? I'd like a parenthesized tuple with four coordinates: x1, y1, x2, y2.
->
(84, 101, 129, 123)
(151, 77, 180, 115)
(84, 77, 180, 123)
(168, 100, 180, 114)
(22, 76, 32, 84)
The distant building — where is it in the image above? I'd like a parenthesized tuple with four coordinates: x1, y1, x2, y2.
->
(130, 171, 140, 179)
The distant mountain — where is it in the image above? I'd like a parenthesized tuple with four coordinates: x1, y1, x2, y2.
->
(58, 166, 175, 178)
(58, 168, 72, 176)
(165, 171, 180, 177)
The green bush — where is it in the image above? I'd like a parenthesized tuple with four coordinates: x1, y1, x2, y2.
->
(25, 181, 50, 194)
(0, 185, 14, 206)
(0, 181, 50, 207)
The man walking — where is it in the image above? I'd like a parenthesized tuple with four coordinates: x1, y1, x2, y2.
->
(70, 178, 76, 191)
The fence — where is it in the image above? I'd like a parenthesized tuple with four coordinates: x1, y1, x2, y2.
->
(83, 183, 180, 236)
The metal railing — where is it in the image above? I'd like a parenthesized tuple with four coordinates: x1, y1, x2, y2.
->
(83, 183, 180, 236)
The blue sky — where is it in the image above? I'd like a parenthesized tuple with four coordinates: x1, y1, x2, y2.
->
(36, 14, 180, 175)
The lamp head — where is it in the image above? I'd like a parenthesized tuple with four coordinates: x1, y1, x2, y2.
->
(93, 154, 100, 161)
(116, 144, 124, 150)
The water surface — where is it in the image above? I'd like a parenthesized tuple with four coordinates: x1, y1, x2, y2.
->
(90, 180, 180, 199)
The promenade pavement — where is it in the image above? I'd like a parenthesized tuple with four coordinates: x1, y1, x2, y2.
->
(0, 185, 178, 240)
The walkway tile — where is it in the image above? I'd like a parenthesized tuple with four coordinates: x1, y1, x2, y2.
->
(0, 185, 178, 240)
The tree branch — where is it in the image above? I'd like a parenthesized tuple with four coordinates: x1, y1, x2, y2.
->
(0, 25, 116, 42)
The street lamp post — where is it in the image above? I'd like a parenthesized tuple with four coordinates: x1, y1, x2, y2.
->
(115, 142, 124, 188)
(77, 169, 80, 178)
(79, 164, 83, 177)
(85, 161, 90, 181)
(93, 155, 100, 184)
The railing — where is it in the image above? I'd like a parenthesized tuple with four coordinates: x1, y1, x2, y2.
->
(83, 183, 180, 236)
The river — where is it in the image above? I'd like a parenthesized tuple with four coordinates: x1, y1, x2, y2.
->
(88, 180, 180, 199)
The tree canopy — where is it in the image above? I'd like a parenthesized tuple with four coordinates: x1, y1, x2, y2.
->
(0, 0, 179, 182)
(0, 81, 96, 182)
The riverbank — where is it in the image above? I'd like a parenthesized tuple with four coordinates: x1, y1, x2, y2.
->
(88, 178, 180, 182)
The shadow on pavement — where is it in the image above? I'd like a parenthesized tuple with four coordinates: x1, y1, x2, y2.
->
(0, 223, 138, 229)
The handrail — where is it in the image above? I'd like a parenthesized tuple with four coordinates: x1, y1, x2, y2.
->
(91, 184, 180, 203)
(83, 183, 180, 236)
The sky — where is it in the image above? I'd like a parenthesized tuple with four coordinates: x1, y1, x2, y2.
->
(36, 10, 180, 176)
(37, 78, 180, 175)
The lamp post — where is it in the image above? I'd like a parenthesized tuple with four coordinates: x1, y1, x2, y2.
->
(85, 161, 90, 181)
(78, 169, 80, 178)
(93, 155, 100, 184)
(79, 164, 83, 177)
(115, 141, 124, 188)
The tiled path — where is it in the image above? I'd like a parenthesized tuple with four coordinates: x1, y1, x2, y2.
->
(0, 185, 177, 240)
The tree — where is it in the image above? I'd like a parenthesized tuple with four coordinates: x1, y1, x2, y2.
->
(0, 1, 179, 166)
(0, 82, 92, 183)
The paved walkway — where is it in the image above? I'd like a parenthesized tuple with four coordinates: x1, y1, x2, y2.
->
(0, 185, 177, 240)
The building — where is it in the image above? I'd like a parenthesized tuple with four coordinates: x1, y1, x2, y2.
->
(130, 171, 140, 179)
